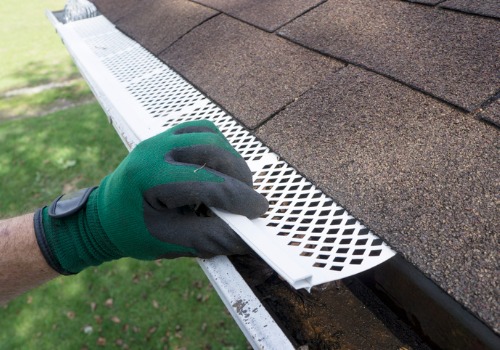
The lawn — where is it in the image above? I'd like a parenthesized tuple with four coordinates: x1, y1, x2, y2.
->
(0, 0, 81, 93)
(0, 1, 248, 349)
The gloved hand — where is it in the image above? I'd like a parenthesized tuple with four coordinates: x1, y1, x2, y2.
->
(34, 120, 269, 275)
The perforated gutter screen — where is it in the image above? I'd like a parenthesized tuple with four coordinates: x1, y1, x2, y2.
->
(48, 13, 396, 348)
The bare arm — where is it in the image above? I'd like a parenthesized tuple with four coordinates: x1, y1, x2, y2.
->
(0, 213, 59, 304)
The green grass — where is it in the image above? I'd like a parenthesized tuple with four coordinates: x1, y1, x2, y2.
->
(0, 103, 127, 216)
(1, 257, 243, 349)
(0, 79, 94, 121)
(0, 0, 80, 93)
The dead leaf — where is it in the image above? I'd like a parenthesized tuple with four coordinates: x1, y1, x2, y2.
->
(148, 326, 157, 335)
(66, 311, 76, 319)
(111, 316, 121, 324)
(133, 326, 140, 333)
(26, 296, 33, 304)
(104, 298, 113, 308)
(152, 300, 159, 309)
(115, 339, 124, 346)
(175, 325, 182, 339)
(90, 302, 97, 312)
(96, 337, 106, 346)
(154, 259, 162, 266)
(122, 324, 130, 332)
(196, 294, 210, 302)
(94, 315, 103, 324)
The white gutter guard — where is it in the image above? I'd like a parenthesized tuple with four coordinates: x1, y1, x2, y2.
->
(47, 12, 396, 348)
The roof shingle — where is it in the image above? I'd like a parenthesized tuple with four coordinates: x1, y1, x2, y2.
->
(441, 0, 500, 19)
(192, 0, 324, 32)
(91, 0, 139, 22)
(115, 0, 218, 55)
(161, 14, 344, 129)
(480, 99, 500, 127)
(278, 0, 500, 111)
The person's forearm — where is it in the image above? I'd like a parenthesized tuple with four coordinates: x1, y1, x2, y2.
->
(0, 213, 59, 304)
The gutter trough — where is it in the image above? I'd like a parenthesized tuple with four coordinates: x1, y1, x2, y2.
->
(47, 11, 500, 349)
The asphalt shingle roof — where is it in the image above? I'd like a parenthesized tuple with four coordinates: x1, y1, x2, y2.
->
(408, 0, 443, 5)
(91, 0, 500, 334)
(191, 0, 324, 32)
(481, 99, 500, 127)
(278, 0, 500, 112)
(116, 0, 217, 55)
(161, 15, 344, 128)
(441, 0, 500, 19)
(91, 0, 138, 22)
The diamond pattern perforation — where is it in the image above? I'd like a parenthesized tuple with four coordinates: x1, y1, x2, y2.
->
(126, 71, 208, 119)
(69, 15, 115, 38)
(67, 15, 395, 284)
(147, 102, 272, 164)
(85, 30, 138, 58)
(253, 161, 387, 274)
(102, 46, 166, 83)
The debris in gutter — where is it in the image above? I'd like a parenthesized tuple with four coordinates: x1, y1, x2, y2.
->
(63, 0, 98, 23)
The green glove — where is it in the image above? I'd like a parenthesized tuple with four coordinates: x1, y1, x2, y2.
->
(34, 120, 269, 275)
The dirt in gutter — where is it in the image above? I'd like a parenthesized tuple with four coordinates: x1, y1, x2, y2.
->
(230, 254, 431, 350)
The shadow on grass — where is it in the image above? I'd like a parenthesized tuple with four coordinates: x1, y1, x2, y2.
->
(0, 103, 126, 217)
(0, 58, 82, 95)
(1, 257, 248, 349)
(0, 79, 95, 121)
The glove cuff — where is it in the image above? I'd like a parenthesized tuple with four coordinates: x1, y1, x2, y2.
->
(34, 188, 123, 274)
(34, 208, 73, 275)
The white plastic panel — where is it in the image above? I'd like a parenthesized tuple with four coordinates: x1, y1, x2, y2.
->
(51, 15, 396, 290)
(200, 256, 294, 349)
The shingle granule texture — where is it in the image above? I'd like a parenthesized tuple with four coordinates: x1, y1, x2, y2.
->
(192, 0, 324, 32)
(160, 15, 344, 129)
(278, 0, 500, 112)
(480, 99, 500, 128)
(405, 0, 442, 4)
(90, 0, 139, 22)
(256, 66, 500, 333)
(441, 0, 500, 19)
(115, 0, 218, 55)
